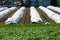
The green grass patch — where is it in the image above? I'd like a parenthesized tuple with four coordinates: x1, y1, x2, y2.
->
(0, 24, 60, 40)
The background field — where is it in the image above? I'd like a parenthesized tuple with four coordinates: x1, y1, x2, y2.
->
(14, 0, 60, 7)
(58, 0, 60, 6)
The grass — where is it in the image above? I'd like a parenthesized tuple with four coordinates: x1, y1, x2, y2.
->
(0, 24, 60, 40)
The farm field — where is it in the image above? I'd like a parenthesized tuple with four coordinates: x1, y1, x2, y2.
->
(0, 0, 60, 40)
(0, 6, 60, 40)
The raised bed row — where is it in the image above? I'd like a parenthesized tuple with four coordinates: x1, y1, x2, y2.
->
(0, 6, 60, 24)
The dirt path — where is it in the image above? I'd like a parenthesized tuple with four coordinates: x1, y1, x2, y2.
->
(36, 8, 55, 24)
(19, 8, 30, 24)
(0, 8, 18, 24)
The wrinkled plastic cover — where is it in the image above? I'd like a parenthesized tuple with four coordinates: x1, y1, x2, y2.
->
(0, 7, 8, 11)
(0, 7, 17, 19)
(39, 6, 60, 23)
(5, 7, 25, 24)
(47, 6, 60, 13)
(30, 6, 48, 24)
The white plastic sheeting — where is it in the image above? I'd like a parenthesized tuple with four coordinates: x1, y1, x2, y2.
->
(9, 7, 17, 11)
(39, 6, 60, 23)
(0, 7, 17, 19)
(47, 6, 60, 13)
(5, 7, 25, 24)
(0, 7, 8, 11)
(30, 6, 49, 24)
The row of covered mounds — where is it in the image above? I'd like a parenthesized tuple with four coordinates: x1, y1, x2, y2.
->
(0, 6, 60, 24)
